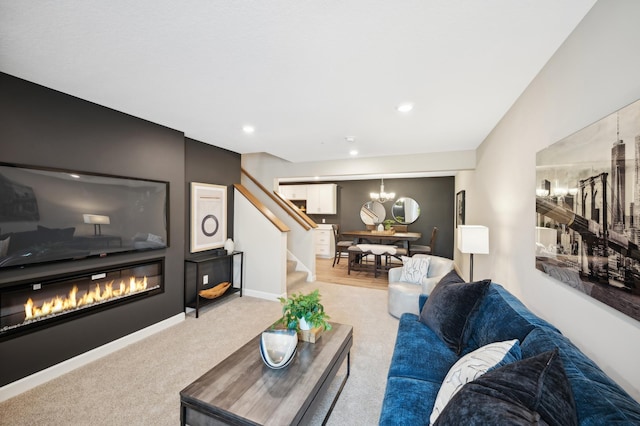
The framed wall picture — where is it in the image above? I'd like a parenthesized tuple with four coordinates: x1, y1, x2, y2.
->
(535, 98, 640, 322)
(190, 182, 227, 253)
(456, 190, 465, 228)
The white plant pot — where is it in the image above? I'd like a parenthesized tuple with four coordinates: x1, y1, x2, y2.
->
(298, 316, 311, 331)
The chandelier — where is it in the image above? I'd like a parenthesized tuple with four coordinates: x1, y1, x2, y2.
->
(370, 178, 395, 203)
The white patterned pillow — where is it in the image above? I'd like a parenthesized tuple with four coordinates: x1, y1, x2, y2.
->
(147, 233, 164, 244)
(399, 255, 430, 284)
(429, 339, 522, 425)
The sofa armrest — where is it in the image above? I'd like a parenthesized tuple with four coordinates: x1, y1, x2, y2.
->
(388, 266, 403, 283)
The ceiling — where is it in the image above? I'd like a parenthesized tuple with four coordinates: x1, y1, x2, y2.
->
(0, 1, 596, 163)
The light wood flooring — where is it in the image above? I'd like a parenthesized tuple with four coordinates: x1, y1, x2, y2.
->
(315, 254, 402, 290)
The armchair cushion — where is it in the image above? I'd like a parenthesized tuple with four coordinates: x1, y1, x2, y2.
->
(388, 265, 404, 283)
(421, 256, 456, 294)
(399, 255, 430, 284)
(424, 269, 464, 294)
(387, 255, 455, 318)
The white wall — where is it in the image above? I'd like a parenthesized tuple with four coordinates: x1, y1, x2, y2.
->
(234, 188, 288, 300)
(241, 154, 317, 276)
(470, 0, 640, 399)
(243, 150, 475, 181)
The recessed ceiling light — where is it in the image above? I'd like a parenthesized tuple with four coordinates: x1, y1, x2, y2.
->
(396, 103, 414, 113)
(349, 150, 358, 156)
(242, 125, 255, 134)
(345, 136, 356, 143)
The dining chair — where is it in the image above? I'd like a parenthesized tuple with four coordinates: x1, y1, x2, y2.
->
(410, 227, 437, 255)
(332, 224, 353, 267)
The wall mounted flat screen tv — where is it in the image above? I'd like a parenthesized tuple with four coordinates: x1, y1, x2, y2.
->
(0, 163, 169, 269)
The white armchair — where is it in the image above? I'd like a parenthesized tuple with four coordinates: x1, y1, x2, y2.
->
(387, 254, 454, 318)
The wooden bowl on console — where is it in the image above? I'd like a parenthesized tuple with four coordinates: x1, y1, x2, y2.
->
(199, 281, 231, 299)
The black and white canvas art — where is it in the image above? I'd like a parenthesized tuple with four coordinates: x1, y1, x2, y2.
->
(535, 98, 640, 321)
(190, 182, 227, 253)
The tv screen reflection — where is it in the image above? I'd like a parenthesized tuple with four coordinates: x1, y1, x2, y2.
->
(0, 163, 168, 269)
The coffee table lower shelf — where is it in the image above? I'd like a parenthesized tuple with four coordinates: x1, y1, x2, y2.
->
(180, 322, 353, 426)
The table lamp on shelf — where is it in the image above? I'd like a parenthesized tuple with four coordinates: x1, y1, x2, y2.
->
(457, 225, 489, 282)
(83, 214, 110, 236)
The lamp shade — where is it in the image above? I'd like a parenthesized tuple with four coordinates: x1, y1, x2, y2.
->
(458, 225, 489, 254)
(83, 214, 110, 225)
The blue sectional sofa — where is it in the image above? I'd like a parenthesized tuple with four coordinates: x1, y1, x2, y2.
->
(379, 273, 640, 425)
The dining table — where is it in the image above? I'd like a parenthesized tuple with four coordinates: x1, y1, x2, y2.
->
(341, 230, 422, 254)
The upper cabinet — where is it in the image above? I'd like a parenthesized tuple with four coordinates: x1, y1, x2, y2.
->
(279, 184, 307, 200)
(307, 183, 337, 214)
(280, 183, 337, 214)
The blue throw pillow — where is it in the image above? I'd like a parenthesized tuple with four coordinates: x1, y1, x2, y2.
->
(419, 278, 491, 355)
(434, 349, 578, 426)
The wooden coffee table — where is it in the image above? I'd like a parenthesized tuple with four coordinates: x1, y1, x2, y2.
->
(180, 322, 353, 425)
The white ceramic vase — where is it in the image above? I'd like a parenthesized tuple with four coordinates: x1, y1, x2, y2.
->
(224, 238, 234, 254)
(298, 316, 311, 331)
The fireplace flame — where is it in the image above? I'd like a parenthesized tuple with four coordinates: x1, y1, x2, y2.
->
(24, 276, 148, 321)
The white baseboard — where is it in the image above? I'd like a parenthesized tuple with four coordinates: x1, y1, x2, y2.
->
(243, 288, 284, 301)
(0, 312, 185, 403)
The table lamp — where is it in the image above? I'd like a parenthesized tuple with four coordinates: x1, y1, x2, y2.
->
(457, 225, 489, 281)
(83, 214, 111, 236)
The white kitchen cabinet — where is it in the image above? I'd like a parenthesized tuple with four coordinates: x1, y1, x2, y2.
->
(306, 184, 337, 214)
(279, 184, 307, 200)
(315, 224, 335, 258)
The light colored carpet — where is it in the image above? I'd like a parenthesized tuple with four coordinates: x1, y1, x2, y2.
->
(0, 281, 398, 426)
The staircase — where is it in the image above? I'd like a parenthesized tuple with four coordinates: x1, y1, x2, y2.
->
(287, 260, 308, 292)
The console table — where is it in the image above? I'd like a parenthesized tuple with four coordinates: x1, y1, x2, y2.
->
(184, 251, 243, 318)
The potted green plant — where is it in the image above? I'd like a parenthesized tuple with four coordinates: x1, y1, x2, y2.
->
(277, 289, 332, 332)
(383, 219, 396, 230)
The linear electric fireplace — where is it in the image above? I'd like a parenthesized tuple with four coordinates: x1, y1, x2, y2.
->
(0, 258, 164, 340)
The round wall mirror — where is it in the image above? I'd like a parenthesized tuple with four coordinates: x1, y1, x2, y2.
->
(360, 201, 386, 225)
(392, 197, 420, 224)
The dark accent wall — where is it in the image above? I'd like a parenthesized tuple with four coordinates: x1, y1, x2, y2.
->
(183, 139, 241, 303)
(306, 177, 455, 258)
(184, 138, 241, 257)
(0, 72, 239, 387)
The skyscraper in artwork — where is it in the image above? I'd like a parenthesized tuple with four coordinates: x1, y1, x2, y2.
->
(611, 139, 625, 232)
(634, 135, 640, 242)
